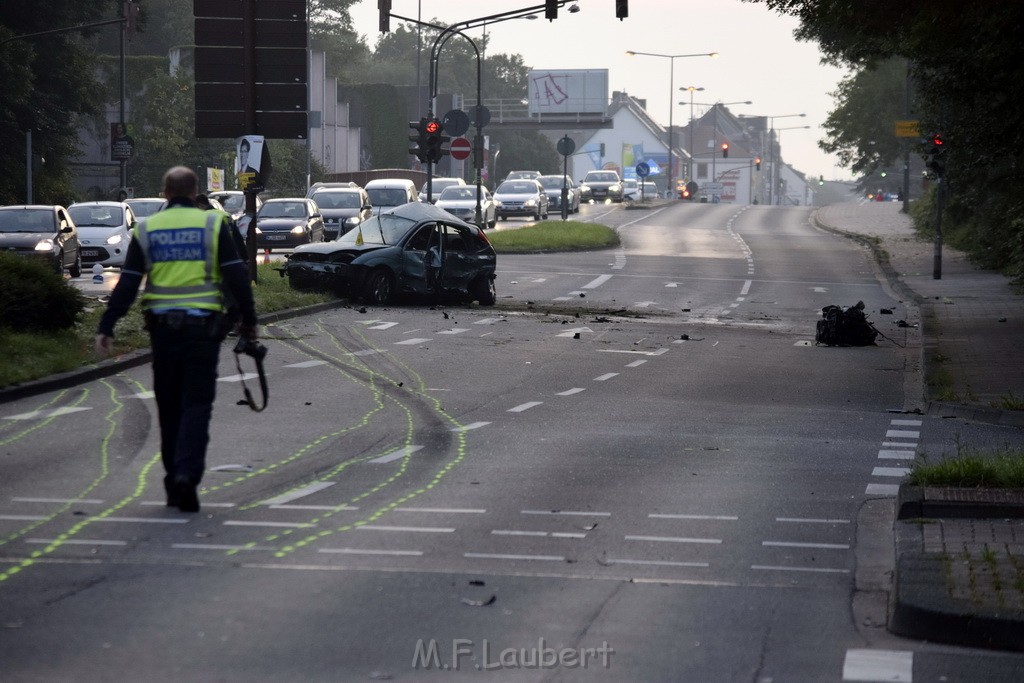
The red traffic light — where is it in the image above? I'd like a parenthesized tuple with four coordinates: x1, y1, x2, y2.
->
(754, 156, 761, 170)
(720, 142, 729, 158)
(931, 134, 943, 146)
(425, 120, 441, 135)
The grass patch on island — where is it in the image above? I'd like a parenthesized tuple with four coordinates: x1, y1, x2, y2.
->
(908, 444, 1024, 488)
(489, 221, 619, 253)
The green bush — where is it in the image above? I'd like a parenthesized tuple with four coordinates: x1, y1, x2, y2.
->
(0, 253, 85, 332)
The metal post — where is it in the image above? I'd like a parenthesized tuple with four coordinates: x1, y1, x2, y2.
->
(902, 60, 912, 214)
(667, 57, 674, 198)
(242, 0, 258, 283)
(26, 129, 32, 204)
(119, 0, 127, 191)
(933, 179, 944, 279)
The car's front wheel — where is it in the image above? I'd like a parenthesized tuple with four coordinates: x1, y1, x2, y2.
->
(69, 250, 82, 278)
(363, 268, 395, 305)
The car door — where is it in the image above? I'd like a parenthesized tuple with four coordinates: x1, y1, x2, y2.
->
(307, 200, 324, 241)
(438, 223, 480, 291)
(401, 222, 435, 294)
(56, 208, 78, 267)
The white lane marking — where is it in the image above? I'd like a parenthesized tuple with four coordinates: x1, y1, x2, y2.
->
(740, 280, 752, 296)
(451, 421, 491, 432)
(597, 348, 668, 357)
(665, 282, 679, 288)
(319, 548, 423, 556)
(813, 287, 828, 293)
(649, 514, 738, 521)
(355, 319, 381, 325)
(94, 517, 189, 524)
(625, 535, 722, 544)
(872, 467, 911, 477)
(219, 373, 259, 383)
(261, 482, 336, 506)
(4, 407, 92, 420)
(396, 507, 486, 514)
(522, 510, 611, 517)
(474, 317, 503, 325)
(491, 530, 587, 539)
(508, 401, 543, 413)
(633, 301, 658, 308)
(141, 501, 234, 508)
(881, 441, 918, 448)
(885, 430, 920, 439)
(350, 349, 381, 357)
(583, 274, 613, 288)
(173, 543, 274, 551)
(879, 450, 916, 460)
(284, 360, 328, 368)
(762, 541, 850, 549)
(890, 419, 922, 426)
(358, 525, 455, 533)
(14, 497, 104, 504)
(606, 559, 710, 568)
(842, 649, 913, 682)
(224, 520, 315, 528)
(0, 515, 48, 521)
(866, 484, 901, 496)
(369, 445, 423, 464)
(270, 504, 357, 511)
(557, 326, 593, 338)
(751, 565, 849, 574)
(395, 338, 431, 345)
(26, 538, 126, 546)
(594, 373, 619, 381)
(626, 360, 647, 368)
(127, 391, 155, 399)
(553, 296, 572, 301)
(437, 328, 469, 335)
(557, 388, 586, 396)
(776, 518, 850, 524)
(368, 322, 399, 330)
(464, 552, 565, 561)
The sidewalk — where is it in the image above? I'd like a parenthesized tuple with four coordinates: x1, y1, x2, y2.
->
(815, 202, 1024, 652)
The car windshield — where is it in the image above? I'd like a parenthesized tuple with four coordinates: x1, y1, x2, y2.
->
(496, 182, 536, 194)
(424, 180, 461, 193)
(312, 192, 362, 209)
(537, 177, 569, 189)
(336, 214, 416, 245)
(125, 200, 165, 217)
(367, 188, 411, 207)
(213, 194, 244, 212)
(0, 209, 54, 233)
(68, 206, 121, 227)
(506, 172, 537, 180)
(259, 202, 307, 219)
(438, 187, 480, 201)
(586, 172, 618, 183)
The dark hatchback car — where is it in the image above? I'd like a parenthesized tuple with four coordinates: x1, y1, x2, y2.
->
(0, 205, 82, 277)
(279, 202, 496, 306)
(255, 198, 325, 250)
(309, 187, 372, 241)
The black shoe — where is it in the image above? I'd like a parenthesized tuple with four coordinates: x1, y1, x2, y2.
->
(164, 476, 179, 507)
(173, 477, 200, 513)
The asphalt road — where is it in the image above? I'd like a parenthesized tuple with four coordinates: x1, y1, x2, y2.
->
(3, 203, 1023, 681)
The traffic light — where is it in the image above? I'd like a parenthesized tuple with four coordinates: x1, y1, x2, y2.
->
(599, 142, 606, 157)
(124, 1, 140, 39)
(754, 156, 761, 171)
(818, 175, 825, 186)
(684, 180, 698, 200)
(546, 0, 558, 20)
(378, 0, 392, 32)
(720, 142, 729, 158)
(424, 118, 450, 163)
(409, 119, 428, 163)
(924, 133, 946, 177)
(616, 0, 628, 20)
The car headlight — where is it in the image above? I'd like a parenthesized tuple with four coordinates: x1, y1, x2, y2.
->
(34, 238, 55, 251)
(580, 184, 590, 192)
(610, 184, 621, 192)
(290, 225, 306, 234)
(106, 233, 123, 245)
(344, 216, 362, 228)
(255, 226, 263, 234)
(524, 199, 537, 207)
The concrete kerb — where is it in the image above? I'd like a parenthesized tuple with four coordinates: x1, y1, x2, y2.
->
(0, 298, 348, 405)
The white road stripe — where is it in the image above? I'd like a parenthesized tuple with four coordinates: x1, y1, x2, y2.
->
(141, 501, 234, 508)
(396, 507, 485, 514)
(319, 548, 423, 556)
(261, 482, 336, 506)
(776, 518, 850, 524)
(889, 419, 922, 426)
(269, 504, 357, 511)
(881, 441, 917, 448)
(606, 559, 710, 568)
(879, 450, 916, 460)
(284, 360, 328, 368)
(491, 530, 587, 539)
(368, 322, 399, 330)
(358, 525, 455, 533)
(625, 360, 647, 367)
(594, 373, 619, 381)
(522, 510, 611, 517)
(437, 328, 468, 335)
(557, 388, 586, 396)
(464, 552, 565, 561)
(474, 318, 503, 325)
(14, 497, 104, 504)
(127, 391, 155, 399)
(740, 280, 752, 295)
(866, 484, 901, 496)
(885, 430, 920, 439)
(224, 520, 315, 528)
(218, 373, 259, 383)
(763, 541, 850, 549)
(4, 407, 92, 420)
(451, 421, 491, 431)
(583, 275, 613, 288)
(872, 466, 911, 477)
(842, 649, 913, 682)
(369, 445, 423, 464)
(597, 348, 668, 357)
(350, 349, 381, 357)
(26, 538, 126, 546)
(508, 401, 543, 413)
(625, 535, 722, 544)
(395, 338, 431, 345)
(649, 514, 738, 521)
(94, 517, 189, 524)
(173, 543, 274, 551)
(751, 565, 849, 574)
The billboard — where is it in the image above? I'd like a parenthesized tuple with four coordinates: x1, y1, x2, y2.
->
(528, 69, 608, 116)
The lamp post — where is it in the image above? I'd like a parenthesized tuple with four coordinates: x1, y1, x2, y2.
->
(770, 124, 810, 205)
(625, 51, 718, 197)
(681, 86, 703, 184)
(742, 113, 805, 205)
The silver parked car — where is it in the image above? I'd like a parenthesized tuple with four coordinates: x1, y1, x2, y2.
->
(435, 185, 498, 229)
(536, 175, 580, 214)
(67, 201, 136, 268)
(493, 179, 549, 221)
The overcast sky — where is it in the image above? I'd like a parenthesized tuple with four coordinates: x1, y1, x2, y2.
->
(349, 0, 855, 181)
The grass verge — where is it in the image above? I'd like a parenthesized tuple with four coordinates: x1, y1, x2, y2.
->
(0, 263, 331, 389)
(489, 220, 619, 253)
(908, 444, 1024, 488)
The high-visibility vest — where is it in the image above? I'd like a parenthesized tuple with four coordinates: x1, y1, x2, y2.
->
(134, 207, 225, 313)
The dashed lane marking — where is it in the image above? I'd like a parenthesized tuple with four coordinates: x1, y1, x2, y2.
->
(319, 548, 423, 556)
(394, 338, 431, 346)
(4, 407, 92, 420)
(451, 421, 491, 431)
(649, 514, 738, 521)
(224, 520, 315, 528)
(842, 649, 913, 682)
(261, 482, 336, 506)
(464, 552, 565, 562)
(13, 498, 104, 504)
(26, 538, 126, 546)
(866, 484, 901, 496)
(284, 360, 328, 368)
(607, 559, 710, 568)
(878, 450, 916, 460)
(522, 510, 611, 517)
(762, 541, 850, 549)
(508, 401, 543, 413)
(395, 507, 486, 514)
(369, 445, 423, 464)
(557, 388, 586, 396)
(872, 467, 911, 477)
(625, 535, 722, 544)
(594, 373, 619, 381)
(357, 525, 455, 533)
(751, 565, 849, 574)
(776, 518, 850, 524)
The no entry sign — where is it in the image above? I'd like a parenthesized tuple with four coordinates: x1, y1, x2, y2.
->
(450, 137, 472, 161)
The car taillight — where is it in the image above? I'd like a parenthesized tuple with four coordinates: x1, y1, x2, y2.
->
(476, 230, 491, 247)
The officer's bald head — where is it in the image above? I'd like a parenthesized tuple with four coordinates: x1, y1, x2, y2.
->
(162, 166, 198, 201)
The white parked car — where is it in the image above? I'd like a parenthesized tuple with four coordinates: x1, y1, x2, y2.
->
(435, 185, 498, 229)
(66, 201, 136, 268)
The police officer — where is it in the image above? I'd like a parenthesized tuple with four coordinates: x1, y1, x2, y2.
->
(95, 166, 258, 513)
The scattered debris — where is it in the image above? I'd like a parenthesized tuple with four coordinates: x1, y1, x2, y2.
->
(998, 317, 1008, 323)
(573, 332, 581, 339)
(591, 316, 612, 323)
(895, 320, 917, 328)
(682, 308, 691, 312)
(579, 293, 586, 298)
(680, 334, 689, 340)
(460, 595, 496, 607)
(210, 464, 254, 473)
(358, 307, 367, 314)
(880, 308, 893, 315)
(468, 579, 486, 586)
(369, 671, 393, 680)
(815, 301, 878, 346)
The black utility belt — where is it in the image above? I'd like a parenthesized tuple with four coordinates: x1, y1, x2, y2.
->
(146, 310, 220, 329)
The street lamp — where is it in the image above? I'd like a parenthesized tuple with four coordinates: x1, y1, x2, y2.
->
(771, 124, 810, 205)
(681, 86, 703, 185)
(625, 50, 718, 197)
(742, 113, 805, 204)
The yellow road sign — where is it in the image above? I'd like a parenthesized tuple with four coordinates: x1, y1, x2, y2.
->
(895, 120, 920, 138)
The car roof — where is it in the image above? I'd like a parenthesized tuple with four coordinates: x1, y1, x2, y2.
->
(70, 200, 125, 206)
(383, 200, 476, 225)
(365, 178, 416, 188)
(0, 205, 64, 210)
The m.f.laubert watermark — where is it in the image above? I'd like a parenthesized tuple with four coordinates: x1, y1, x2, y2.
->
(412, 638, 614, 671)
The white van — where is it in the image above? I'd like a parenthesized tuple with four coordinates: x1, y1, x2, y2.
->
(363, 178, 419, 210)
